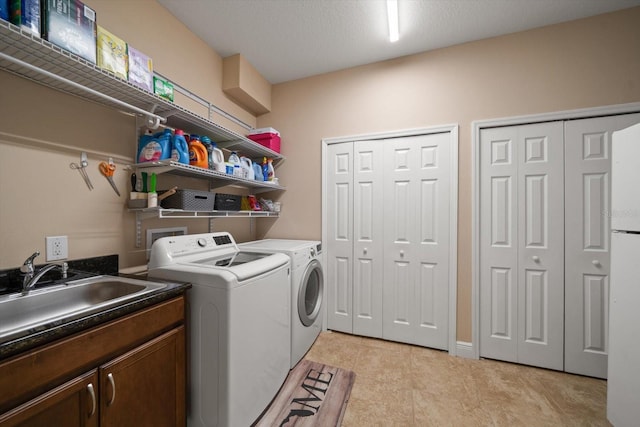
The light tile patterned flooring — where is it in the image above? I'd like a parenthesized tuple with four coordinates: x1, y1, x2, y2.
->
(304, 331, 610, 427)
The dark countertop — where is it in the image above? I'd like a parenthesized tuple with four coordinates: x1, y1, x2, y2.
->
(0, 255, 191, 361)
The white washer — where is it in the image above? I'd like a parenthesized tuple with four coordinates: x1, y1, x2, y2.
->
(147, 232, 291, 427)
(239, 239, 323, 368)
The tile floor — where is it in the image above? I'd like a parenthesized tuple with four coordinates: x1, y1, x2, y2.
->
(304, 331, 611, 427)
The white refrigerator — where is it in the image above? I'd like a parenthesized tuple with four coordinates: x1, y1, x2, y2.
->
(608, 122, 640, 426)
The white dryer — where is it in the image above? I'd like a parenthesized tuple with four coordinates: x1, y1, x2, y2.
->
(239, 239, 323, 368)
(148, 232, 291, 427)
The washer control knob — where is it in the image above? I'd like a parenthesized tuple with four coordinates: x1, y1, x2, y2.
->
(310, 248, 316, 257)
(197, 238, 207, 248)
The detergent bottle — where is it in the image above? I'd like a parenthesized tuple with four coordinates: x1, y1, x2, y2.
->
(200, 135, 214, 170)
(228, 151, 242, 177)
(240, 157, 254, 180)
(137, 130, 162, 163)
(188, 134, 208, 168)
(267, 158, 275, 181)
(262, 157, 269, 181)
(171, 129, 189, 164)
(253, 162, 263, 181)
(157, 128, 172, 160)
(210, 142, 225, 173)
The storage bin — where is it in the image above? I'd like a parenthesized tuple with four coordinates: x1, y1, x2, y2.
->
(214, 193, 242, 211)
(247, 128, 281, 153)
(161, 189, 215, 211)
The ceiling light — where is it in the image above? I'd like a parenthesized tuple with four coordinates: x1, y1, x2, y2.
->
(387, 0, 399, 42)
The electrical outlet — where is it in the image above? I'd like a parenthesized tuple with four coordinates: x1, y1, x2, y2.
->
(46, 236, 68, 261)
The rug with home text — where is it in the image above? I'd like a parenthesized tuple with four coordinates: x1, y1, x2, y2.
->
(254, 359, 356, 427)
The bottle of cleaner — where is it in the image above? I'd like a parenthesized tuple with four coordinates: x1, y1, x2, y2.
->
(228, 151, 242, 177)
(171, 129, 189, 164)
(240, 157, 254, 180)
(137, 130, 162, 163)
(253, 162, 264, 181)
(188, 134, 208, 168)
(200, 135, 214, 170)
(262, 157, 269, 181)
(267, 158, 275, 181)
(210, 142, 225, 173)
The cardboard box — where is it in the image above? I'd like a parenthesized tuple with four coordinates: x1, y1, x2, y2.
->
(153, 75, 174, 102)
(9, 0, 40, 36)
(96, 25, 127, 80)
(42, 0, 96, 64)
(128, 45, 153, 92)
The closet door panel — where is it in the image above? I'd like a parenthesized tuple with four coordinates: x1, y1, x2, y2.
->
(480, 127, 519, 362)
(326, 143, 354, 333)
(564, 113, 640, 378)
(353, 140, 384, 338)
(517, 121, 564, 371)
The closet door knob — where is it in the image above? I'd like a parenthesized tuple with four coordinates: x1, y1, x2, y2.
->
(363, 248, 368, 255)
(532, 256, 540, 263)
(592, 260, 601, 267)
(400, 250, 405, 257)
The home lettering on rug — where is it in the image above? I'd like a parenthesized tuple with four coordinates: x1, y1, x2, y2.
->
(279, 367, 335, 426)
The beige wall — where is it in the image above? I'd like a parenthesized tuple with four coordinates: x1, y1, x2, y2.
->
(0, 0, 260, 270)
(1, 3, 639, 343)
(257, 7, 640, 342)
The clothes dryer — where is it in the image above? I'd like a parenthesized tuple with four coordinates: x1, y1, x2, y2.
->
(239, 239, 323, 368)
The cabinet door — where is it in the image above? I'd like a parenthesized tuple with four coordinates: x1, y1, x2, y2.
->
(564, 113, 640, 379)
(353, 139, 384, 338)
(0, 371, 99, 427)
(326, 142, 354, 333)
(99, 327, 185, 427)
(382, 132, 451, 349)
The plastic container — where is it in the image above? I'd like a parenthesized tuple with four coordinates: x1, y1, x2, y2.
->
(188, 134, 208, 168)
(210, 142, 225, 173)
(138, 129, 171, 161)
(247, 127, 281, 153)
(253, 162, 264, 181)
(267, 158, 275, 181)
(200, 135, 214, 170)
(240, 157, 254, 180)
(262, 157, 269, 181)
(171, 129, 189, 164)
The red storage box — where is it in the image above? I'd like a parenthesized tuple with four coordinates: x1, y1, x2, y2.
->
(247, 127, 281, 153)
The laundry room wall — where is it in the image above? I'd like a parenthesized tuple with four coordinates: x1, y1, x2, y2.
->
(256, 7, 640, 343)
(0, 0, 263, 269)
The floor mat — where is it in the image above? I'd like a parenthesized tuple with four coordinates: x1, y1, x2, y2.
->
(254, 359, 356, 427)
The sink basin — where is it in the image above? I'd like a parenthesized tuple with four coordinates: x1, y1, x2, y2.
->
(0, 275, 168, 343)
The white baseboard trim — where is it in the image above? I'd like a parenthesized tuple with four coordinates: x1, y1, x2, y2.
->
(455, 341, 476, 359)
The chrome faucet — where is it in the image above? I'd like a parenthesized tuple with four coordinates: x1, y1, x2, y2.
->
(20, 251, 68, 294)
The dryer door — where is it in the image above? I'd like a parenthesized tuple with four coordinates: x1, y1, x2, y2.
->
(298, 259, 324, 326)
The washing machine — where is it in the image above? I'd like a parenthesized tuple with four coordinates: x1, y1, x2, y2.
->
(147, 232, 291, 427)
(239, 239, 323, 368)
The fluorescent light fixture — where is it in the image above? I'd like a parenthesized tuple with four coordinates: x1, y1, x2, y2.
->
(387, 0, 399, 42)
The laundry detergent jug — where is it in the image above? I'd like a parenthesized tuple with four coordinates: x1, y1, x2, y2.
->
(210, 143, 225, 173)
(188, 134, 208, 168)
(171, 129, 189, 164)
(240, 157, 254, 180)
(253, 162, 263, 181)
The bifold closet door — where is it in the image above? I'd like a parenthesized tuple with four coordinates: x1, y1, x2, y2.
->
(480, 122, 565, 370)
(382, 133, 451, 350)
(564, 113, 640, 379)
(326, 140, 384, 337)
(326, 142, 354, 333)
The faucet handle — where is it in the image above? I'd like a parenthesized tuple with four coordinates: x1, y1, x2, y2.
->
(20, 251, 40, 274)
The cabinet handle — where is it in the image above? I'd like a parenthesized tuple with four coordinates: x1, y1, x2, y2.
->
(107, 373, 116, 406)
(532, 256, 540, 263)
(87, 383, 96, 417)
(592, 260, 601, 267)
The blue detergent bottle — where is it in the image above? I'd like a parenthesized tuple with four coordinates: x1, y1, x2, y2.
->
(171, 129, 190, 164)
(137, 130, 162, 163)
(156, 128, 172, 160)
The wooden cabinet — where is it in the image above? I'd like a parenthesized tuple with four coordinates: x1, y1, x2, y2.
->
(0, 297, 186, 426)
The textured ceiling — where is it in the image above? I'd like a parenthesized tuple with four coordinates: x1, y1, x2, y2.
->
(157, 0, 640, 84)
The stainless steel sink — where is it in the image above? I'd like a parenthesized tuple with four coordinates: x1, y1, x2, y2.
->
(0, 275, 168, 342)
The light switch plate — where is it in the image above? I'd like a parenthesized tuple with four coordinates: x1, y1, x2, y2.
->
(46, 235, 68, 261)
